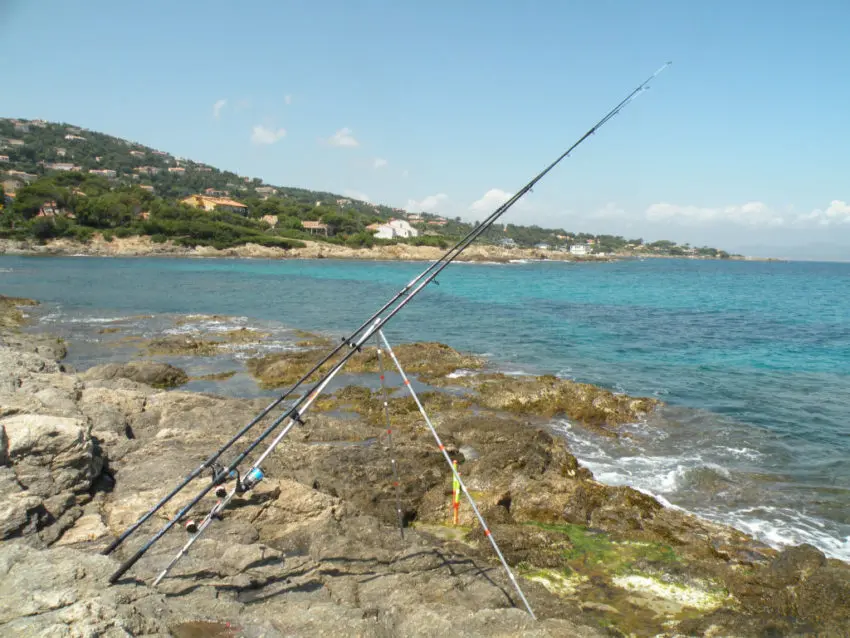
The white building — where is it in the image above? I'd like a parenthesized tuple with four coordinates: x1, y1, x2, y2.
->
(570, 244, 589, 256)
(367, 218, 419, 239)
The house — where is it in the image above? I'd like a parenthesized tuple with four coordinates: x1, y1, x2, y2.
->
(301, 220, 330, 236)
(89, 168, 117, 178)
(389, 219, 418, 238)
(427, 219, 447, 226)
(366, 223, 393, 240)
(65, 126, 82, 134)
(261, 215, 278, 228)
(36, 201, 61, 217)
(0, 155, 8, 163)
(181, 195, 248, 215)
(570, 244, 589, 256)
(7, 139, 25, 146)
(14, 122, 29, 133)
(6, 171, 37, 182)
(499, 238, 517, 248)
(195, 166, 212, 172)
(139, 212, 150, 220)
(168, 167, 186, 174)
(535, 243, 551, 251)
(204, 188, 230, 197)
(129, 150, 146, 158)
(55, 147, 67, 157)
(31, 120, 47, 128)
(407, 214, 423, 223)
(152, 150, 169, 157)
(135, 166, 159, 175)
(2, 178, 23, 193)
(44, 162, 82, 172)
(336, 198, 351, 206)
(255, 186, 277, 196)
(367, 219, 419, 239)
(139, 185, 155, 192)
(64, 134, 86, 141)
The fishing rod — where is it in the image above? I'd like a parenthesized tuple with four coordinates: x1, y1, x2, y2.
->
(102, 122, 599, 559)
(107, 62, 670, 584)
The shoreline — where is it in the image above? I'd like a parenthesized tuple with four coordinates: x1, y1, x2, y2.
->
(3, 295, 848, 635)
(0, 236, 779, 263)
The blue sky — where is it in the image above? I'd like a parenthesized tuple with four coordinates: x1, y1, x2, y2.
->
(3, 0, 849, 258)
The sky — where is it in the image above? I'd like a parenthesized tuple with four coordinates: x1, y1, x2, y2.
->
(2, 0, 849, 259)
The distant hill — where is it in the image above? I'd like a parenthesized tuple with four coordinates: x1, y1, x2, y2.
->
(0, 117, 733, 258)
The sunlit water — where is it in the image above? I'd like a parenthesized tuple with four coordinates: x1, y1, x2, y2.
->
(1, 254, 848, 560)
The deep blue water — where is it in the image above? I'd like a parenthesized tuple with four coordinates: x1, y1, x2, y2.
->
(1, 255, 848, 559)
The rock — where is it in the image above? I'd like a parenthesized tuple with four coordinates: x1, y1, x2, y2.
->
(0, 542, 173, 636)
(0, 295, 37, 330)
(83, 361, 189, 388)
(247, 341, 484, 388)
(2, 414, 101, 497)
(0, 413, 103, 542)
(465, 373, 660, 430)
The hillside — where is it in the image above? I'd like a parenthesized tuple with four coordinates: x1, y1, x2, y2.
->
(0, 117, 734, 258)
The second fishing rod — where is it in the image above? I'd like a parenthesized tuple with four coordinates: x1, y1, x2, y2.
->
(107, 62, 670, 584)
(108, 167, 545, 584)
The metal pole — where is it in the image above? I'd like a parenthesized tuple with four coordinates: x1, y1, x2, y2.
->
(377, 330, 536, 620)
(375, 337, 406, 538)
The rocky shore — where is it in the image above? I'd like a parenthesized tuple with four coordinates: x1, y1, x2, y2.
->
(0, 236, 611, 264)
(1, 295, 849, 637)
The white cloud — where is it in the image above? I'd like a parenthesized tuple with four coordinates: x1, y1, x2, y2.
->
(469, 188, 513, 215)
(328, 127, 359, 147)
(796, 200, 850, 226)
(251, 125, 287, 145)
(373, 157, 387, 169)
(344, 189, 371, 203)
(406, 193, 448, 213)
(645, 201, 786, 227)
(212, 99, 227, 119)
(284, 94, 293, 105)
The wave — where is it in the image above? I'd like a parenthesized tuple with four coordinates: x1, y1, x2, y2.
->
(554, 418, 849, 561)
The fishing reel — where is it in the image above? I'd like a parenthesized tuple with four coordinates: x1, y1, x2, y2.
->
(238, 468, 264, 493)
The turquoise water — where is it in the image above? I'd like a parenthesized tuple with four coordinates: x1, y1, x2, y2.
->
(1, 254, 848, 559)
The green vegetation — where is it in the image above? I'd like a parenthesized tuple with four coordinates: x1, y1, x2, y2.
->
(0, 117, 735, 257)
(524, 521, 681, 573)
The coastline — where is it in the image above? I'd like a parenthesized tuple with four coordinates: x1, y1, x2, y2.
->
(1, 294, 848, 636)
(0, 236, 777, 263)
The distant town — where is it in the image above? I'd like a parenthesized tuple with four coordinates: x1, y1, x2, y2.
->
(0, 117, 738, 259)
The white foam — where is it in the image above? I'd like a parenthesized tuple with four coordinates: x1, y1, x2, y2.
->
(446, 369, 477, 379)
(554, 418, 850, 561)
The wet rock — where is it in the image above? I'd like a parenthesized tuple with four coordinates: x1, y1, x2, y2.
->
(145, 334, 224, 356)
(143, 328, 269, 357)
(466, 373, 660, 430)
(83, 361, 189, 388)
(0, 295, 37, 330)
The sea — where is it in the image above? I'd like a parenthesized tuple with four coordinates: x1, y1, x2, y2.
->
(1, 254, 848, 561)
